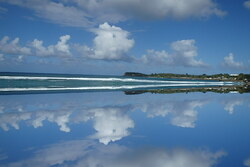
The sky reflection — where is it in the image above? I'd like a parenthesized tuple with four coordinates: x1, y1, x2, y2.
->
(0, 92, 250, 166)
(1, 139, 227, 167)
(0, 93, 250, 143)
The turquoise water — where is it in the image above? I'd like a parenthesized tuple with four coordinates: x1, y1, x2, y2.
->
(0, 72, 237, 94)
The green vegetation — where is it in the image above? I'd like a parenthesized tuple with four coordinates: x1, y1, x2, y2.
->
(149, 73, 249, 82)
(124, 72, 250, 83)
(124, 72, 148, 77)
(124, 85, 250, 95)
(124, 72, 250, 95)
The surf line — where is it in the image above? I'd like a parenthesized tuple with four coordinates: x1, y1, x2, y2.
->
(0, 76, 234, 85)
(0, 82, 234, 92)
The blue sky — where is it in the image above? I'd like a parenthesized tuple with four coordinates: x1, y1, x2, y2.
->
(0, 0, 250, 75)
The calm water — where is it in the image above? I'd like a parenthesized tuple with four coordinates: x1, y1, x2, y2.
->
(0, 73, 250, 167)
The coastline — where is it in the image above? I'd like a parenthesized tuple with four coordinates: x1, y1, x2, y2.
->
(124, 84, 250, 95)
(124, 72, 250, 83)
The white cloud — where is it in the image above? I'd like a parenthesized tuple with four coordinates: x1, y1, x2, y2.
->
(141, 50, 172, 65)
(244, 0, 250, 9)
(0, 35, 71, 59)
(31, 35, 71, 57)
(1, 0, 93, 27)
(142, 39, 207, 67)
(1, 0, 226, 27)
(223, 100, 243, 114)
(171, 101, 205, 128)
(55, 35, 71, 54)
(0, 36, 31, 55)
(31, 110, 72, 132)
(0, 103, 134, 144)
(78, 22, 134, 61)
(31, 39, 54, 56)
(0, 112, 32, 131)
(139, 99, 207, 128)
(89, 107, 134, 145)
(223, 53, 244, 69)
(0, 25, 209, 66)
(2, 139, 226, 167)
(2, 140, 96, 167)
(16, 55, 24, 62)
(0, 105, 72, 132)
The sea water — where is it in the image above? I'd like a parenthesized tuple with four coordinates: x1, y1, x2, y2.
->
(0, 72, 236, 94)
(0, 72, 249, 167)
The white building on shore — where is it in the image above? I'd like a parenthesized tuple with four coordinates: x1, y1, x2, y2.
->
(230, 74, 239, 77)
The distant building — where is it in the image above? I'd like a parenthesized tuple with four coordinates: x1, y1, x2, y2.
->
(230, 74, 239, 76)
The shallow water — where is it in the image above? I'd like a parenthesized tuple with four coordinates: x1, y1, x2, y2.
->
(0, 73, 238, 94)
(0, 74, 250, 167)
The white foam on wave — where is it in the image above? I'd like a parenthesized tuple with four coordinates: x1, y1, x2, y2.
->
(0, 82, 234, 92)
(0, 76, 234, 85)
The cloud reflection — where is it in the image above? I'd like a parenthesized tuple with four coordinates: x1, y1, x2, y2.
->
(1, 139, 226, 167)
(0, 104, 134, 145)
(0, 111, 31, 131)
(0, 98, 206, 135)
(223, 99, 244, 114)
(88, 107, 134, 145)
(73, 106, 135, 144)
(139, 99, 207, 128)
(1, 93, 249, 145)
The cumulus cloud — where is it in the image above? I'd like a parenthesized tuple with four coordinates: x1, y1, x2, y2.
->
(1, 24, 137, 62)
(31, 35, 71, 57)
(1, 0, 226, 27)
(0, 35, 71, 59)
(1, 24, 210, 67)
(142, 39, 207, 67)
(244, 0, 250, 9)
(0, 36, 31, 55)
(78, 22, 134, 61)
(2, 139, 226, 167)
(222, 53, 245, 69)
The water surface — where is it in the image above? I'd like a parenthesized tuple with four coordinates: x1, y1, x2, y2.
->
(0, 73, 250, 167)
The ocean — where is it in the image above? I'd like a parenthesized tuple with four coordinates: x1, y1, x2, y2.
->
(0, 72, 250, 167)
(0, 72, 237, 94)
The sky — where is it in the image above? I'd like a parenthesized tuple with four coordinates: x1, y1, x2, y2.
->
(0, 0, 250, 75)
